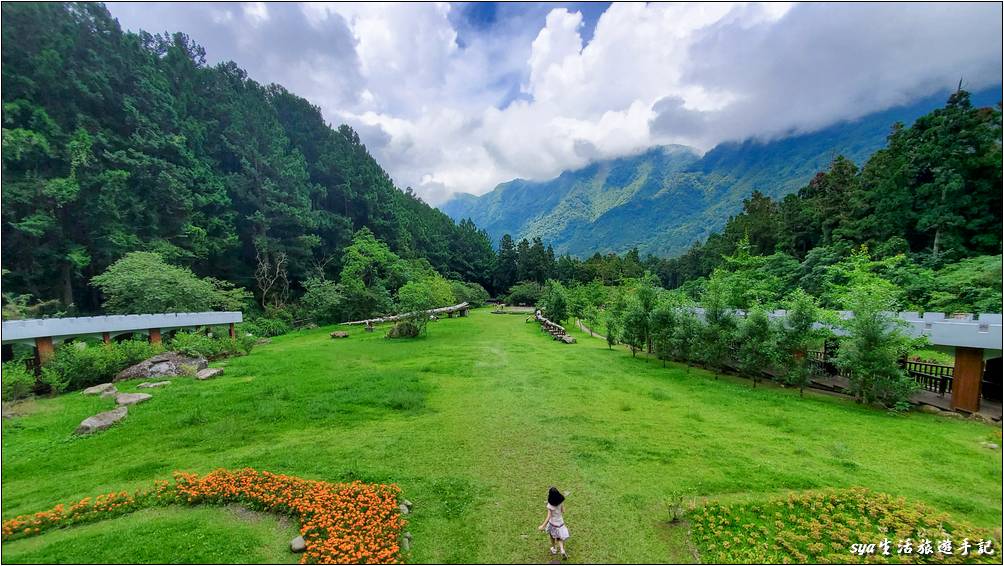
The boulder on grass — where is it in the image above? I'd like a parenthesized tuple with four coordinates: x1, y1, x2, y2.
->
(75, 406, 128, 435)
(115, 352, 208, 381)
(137, 381, 171, 389)
(560, 335, 576, 344)
(82, 383, 117, 396)
(196, 368, 223, 380)
(290, 536, 306, 553)
(116, 392, 152, 406)
(330, 331, 350, 339)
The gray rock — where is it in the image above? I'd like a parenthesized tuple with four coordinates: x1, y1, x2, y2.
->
(137, 381, 171, 389)
(116, 392, 152, 406)
(290, 535, 306, 553)
(196, 368, 223, 380)
(74, 406, 128, 435)
(399, 503, 410, 515)
(560, 335, 576, 344)
(402, 499, 413, 510)
(330, 331, 350, 339)
(404, 531, 413, 541)
(255, 338, 272, 345)
(918, 404, 943, 414)
(981, 442, 1000, 450)
(115, 352, 208, 381)
(402, 538, 410, 552)
(82, 383, 117, 396)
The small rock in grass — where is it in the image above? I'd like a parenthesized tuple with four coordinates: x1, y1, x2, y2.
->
(330, 331, 349, 339)
(981, 442, 1000, 450)
(399, 503, 410, 515)
(255, 338, 272, 345)
(404, 531, 412, 541)
(918, 404, 943, 414)
(116, 392, 152, 406)
(82, 383, 117, 396)
(290, 535, 306, 553)
(196, 368, 223, 380)
(402, 499, 413, 510)
(402, 538, 411, 552)
(560, 335, 576, 344)
(137, 381, 171, 389)
(74, 406, 128, 435)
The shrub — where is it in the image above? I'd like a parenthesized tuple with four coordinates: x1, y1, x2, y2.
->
(1, 361, 35, 401)
(300, 277, 345, 324)
(239, 317, 292, 338)
(449, 280, 489, 307)
(505, 281, 543, 306)
(169, 331, 254, 360)
(386, 320, 422, 339)
(43, 339, 163, 392)
(736, 306, 780, 387)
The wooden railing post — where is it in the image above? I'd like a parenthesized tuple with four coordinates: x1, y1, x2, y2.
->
(148, 328, 162, 345)
(229, 322, 236, 339)
(34, 336, 55, 367)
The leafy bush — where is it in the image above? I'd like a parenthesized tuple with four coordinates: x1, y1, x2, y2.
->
(43, 339, 164, 392)
(169, 331, 254, 360)
(505, 281, 543, 306)
(91, 252, 251, 314)
(386, 320, 422, 339)
(239, 317, 292, 338)
(449, 280, 489, 307)
(1, 361, 35, 401)
(300, 277, 345, 324)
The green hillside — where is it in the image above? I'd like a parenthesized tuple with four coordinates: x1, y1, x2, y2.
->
(443, 88, 1002, 257)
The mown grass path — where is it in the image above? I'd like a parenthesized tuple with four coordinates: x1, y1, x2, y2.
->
(2, 309, 1001, 563)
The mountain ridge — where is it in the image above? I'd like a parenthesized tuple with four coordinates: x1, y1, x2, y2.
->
(442, 87, 1002, 258)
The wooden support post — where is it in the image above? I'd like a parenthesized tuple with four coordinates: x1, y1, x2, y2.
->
(148, 328, 162, 345)
(102, 332, 111, 344)
(34, 336, 55, 367)
(951, 346, 984, 413)
(229, 322, 236, 339)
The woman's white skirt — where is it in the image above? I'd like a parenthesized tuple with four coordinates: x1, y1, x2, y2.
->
(546, 522, 570, 540)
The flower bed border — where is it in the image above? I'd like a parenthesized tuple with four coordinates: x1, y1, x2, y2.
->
(2, 468, 406, 564)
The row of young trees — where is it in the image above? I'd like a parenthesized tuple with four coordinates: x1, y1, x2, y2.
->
(535, 245, 926, 409)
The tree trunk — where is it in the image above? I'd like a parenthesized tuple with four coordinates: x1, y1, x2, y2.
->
(61, 263, 74, 308)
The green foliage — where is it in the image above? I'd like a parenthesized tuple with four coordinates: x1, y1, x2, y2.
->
(238, 317, 292, 338)
(780, 289, 828, 395)
(300, 277, 345, 324)
(91, 252, 250, 314)
(449, 280, 489, 308)
(43, 339, 164, 392)
(650, 90, 1001, 313)
(620, 299, 649, 357)
(169, 331, 254, 360)
(699, 274, 737, 376)
(649, 303, 676, 367)
(392, 274, 455, 337)
(832, 251, 921, 408)
(505, 281, 543, 306)
(667, 309, 701, 370)
(735, 306, 780, 387)
(1, 361, 36, 401)
(1, 3, 498, 312)
(538, 280, 569, 324)
(337, 229, 406, 320)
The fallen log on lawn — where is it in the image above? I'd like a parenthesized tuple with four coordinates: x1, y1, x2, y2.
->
(344, 302, 471, 326)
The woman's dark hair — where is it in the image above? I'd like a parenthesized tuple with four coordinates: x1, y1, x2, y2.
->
(548, 486, 565, 506)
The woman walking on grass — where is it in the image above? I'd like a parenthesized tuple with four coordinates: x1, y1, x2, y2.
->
(538, 486, 570, 560)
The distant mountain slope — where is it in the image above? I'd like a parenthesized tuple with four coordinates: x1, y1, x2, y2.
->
(442, 87, 1001, 257)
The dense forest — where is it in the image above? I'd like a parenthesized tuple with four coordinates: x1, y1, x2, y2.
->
(1, 2, 497, 315)
(503, 90, 1001, 314)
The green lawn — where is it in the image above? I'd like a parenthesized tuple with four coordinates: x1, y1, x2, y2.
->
(2, 309, 1001, 563)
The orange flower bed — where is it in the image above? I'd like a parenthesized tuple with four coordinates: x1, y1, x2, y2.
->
(2, 468, 406, 564)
